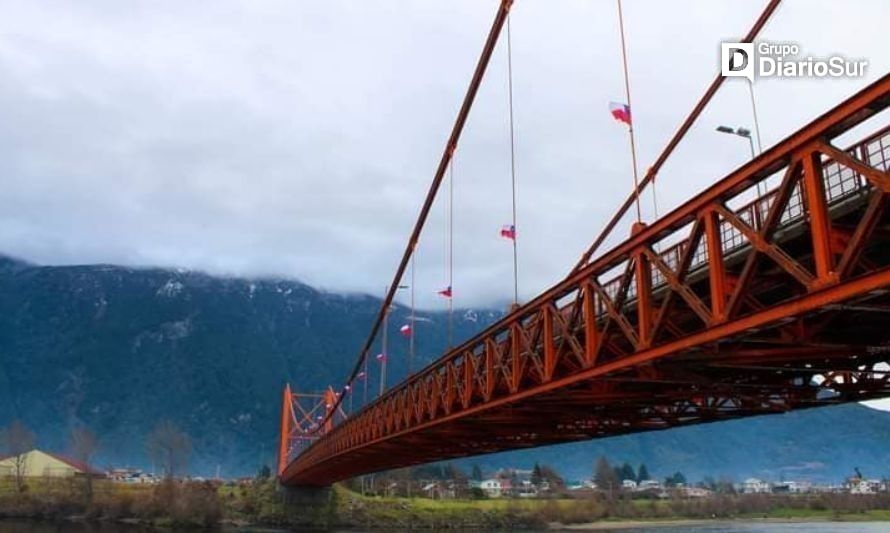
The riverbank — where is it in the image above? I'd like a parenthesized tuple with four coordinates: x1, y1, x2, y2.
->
(224, 483, 890, 529)
(2, 478, 890, 529)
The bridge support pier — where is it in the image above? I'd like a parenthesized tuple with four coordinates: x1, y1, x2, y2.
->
(278, 484, 337, 527)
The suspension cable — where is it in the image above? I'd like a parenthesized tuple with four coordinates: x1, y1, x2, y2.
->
(571, 0, 782, 274)
(362, 351, 368, 404)
(310, 0, 515, 434)
(447, 150, 455, 347)
(506, 11, 519, 306)
(616, 0, 642, 224)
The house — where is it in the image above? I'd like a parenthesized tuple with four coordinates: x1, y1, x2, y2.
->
(108, 467, 138, 481)
(741, 478, 771, 494)
(847, 477, 882, 494)
(516, 479, 538, 498)
(773, 481, 811, 494)
(480, 478, 503, 498)
(0, 449, 104, 479)
(421, 481, 454, 499)
(108, 467, 160, 484)
(622, 479, 638, 490)
(126, 472, 160, 484)
(637, 479, 662, 492)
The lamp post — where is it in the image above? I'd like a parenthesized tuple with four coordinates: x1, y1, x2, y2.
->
(380, 284, 409, 397)
(717, 125, 765, 224)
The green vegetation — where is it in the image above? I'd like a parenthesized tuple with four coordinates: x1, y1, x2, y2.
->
(3, 476, 890, 529)
(0, 479, 220, 528)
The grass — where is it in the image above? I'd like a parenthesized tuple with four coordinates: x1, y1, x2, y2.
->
(329, 488, 890, 527)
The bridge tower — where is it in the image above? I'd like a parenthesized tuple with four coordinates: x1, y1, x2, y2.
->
(277, 384, 341, 476)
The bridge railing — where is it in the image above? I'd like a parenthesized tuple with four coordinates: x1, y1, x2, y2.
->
(281, 75, 890, 484)
(610, 124, 890, 302)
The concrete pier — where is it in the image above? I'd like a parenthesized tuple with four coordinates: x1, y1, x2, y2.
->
(279, 484, 336, 527)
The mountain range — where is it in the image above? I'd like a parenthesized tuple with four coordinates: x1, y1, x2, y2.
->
(1, 254, 888, 483)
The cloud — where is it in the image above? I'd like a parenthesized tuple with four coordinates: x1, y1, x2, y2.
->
(0, 0, 887, 308)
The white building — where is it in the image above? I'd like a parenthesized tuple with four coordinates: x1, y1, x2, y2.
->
(479, 478, 503, 498)
(773, 480, 811, 494)
(741, 478, 771, 494)
(848, 478, 883, 494)
(622, 479, 638, 490)
(0, 449, 103, 479)
(637, 479, 662, 491)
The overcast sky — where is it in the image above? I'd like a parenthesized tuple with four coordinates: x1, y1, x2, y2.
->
(1, 1, 889, 405)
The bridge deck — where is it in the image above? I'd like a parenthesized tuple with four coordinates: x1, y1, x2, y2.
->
(280, 75, 890, 487)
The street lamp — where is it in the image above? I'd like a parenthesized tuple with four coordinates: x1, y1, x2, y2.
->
(379, 284, 409, 397)
(717, 124, 765, 209)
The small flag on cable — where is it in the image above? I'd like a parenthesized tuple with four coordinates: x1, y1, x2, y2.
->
(375, 353, 387, 362)
(500, 224, 516, 240)
(437, 286, 453, 298)
(357, 371, 367, 380)
(399, 324, 413, 337)
(609, 101, 632, 125)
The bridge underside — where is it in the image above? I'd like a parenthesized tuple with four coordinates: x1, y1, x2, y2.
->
(290, 261, 890, 484)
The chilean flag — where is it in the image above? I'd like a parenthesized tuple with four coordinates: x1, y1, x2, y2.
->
(437, 286, 453, 298)
(609, 101, 632, 125)
(500, 224, 516, 240)
(375, 353, 386, 362)
(399, 324, 412, 337)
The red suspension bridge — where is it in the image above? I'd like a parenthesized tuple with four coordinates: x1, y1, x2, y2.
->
(278, 1, 890, 487)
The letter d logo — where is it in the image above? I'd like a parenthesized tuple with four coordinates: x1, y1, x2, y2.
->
(721, 42, 754, 82)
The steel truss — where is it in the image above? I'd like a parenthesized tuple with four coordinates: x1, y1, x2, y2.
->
(280, 75, 890, 486)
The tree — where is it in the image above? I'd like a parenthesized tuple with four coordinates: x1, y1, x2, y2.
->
(538, 464, 564, 488)
(445, 463, 469, 498)
(619, 462, 636, 481)
(471, 464, 483, 481)
(664, 471, 687, 487)
(69, 426, 99, 502)
(673, 472, 686, 486)
(0, 420, 36, 492)
(146, 420, 192, 479)
(444, 463, 467, 482)
(593, 456, 619, 495)
(636, 463, 651, 483)
(531, 463, 543, 487)
(256, 464, 271, 480)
